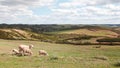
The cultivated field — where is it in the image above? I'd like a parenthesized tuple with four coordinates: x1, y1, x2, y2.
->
(0, 39, 120, 68)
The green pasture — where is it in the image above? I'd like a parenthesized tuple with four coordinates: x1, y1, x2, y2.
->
(0, 39, 120, 68)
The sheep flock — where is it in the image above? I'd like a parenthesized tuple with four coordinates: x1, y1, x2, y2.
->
(12, 44, 48, 56)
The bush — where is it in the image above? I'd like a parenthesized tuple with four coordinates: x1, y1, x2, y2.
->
(50, 56, 59, 60)
(97, 38, 120, 45)
(97, 38, 120, 43)
(83, 42, 91, 45)
(67, 35, 94, 40)
(93, 45, 101, 48)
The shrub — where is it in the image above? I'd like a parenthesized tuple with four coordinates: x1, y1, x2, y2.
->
(50, 56, 59, 60)
(97, 38, 120, 45)
(83, 42, 91, 45)
(93, 45, 101, 48)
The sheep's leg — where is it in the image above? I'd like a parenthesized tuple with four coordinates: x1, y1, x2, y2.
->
(23, 50, 26, 56)
(19, 49, 24, 56)
(30, 52, 32, 56)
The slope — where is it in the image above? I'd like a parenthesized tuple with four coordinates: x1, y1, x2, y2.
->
(0, 29, 50, 41)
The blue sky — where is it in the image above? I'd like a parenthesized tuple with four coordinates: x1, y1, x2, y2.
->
(0, 0, 120, 24)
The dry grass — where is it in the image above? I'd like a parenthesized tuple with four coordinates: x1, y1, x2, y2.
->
(58, 29, 118, 37)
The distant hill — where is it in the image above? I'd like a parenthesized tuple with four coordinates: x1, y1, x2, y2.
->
(52, 26, 119, 38)
(0, 24, 119, 34)
(113, 27, 120, 34)
(0, 24, 84, 33)
(0, 24, 119, 45)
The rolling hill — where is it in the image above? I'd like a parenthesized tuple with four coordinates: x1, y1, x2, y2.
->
(55, 26, 119, 38)
(0, 25, 119, 45)
(0, 29, 50, 41)
(47, 26, 120, 45)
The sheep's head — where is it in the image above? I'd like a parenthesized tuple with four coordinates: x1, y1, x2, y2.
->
(12, 49, 15, 52)
(12, 49, 17, 52)
(29, 44, 34, 49)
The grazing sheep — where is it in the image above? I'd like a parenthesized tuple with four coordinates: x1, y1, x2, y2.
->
(19, 44, 33, 49)
(12, 49, 22, 56)
(23, 48, 33, 56)
(12, 49, 19, 55)
(39, 50, 48, 56)
(18, 44, 33, 56)
(28, 44, 34, 49)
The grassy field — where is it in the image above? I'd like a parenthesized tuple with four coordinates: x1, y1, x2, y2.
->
(0, 39, 120, 68)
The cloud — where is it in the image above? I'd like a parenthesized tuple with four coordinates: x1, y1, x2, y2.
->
(0, 4, 33, 22)
(0, 0, 54, 6)
(59, 0, 120, 8)
(104, 4, 120, 11)
(57, 0, 120, 17)
(0, 0, 120, 24)
(47, 0, 120, 24)
(0, 0, 55, 23)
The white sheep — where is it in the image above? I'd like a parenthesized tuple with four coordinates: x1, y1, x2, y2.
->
(39, 50, 48, 56)
(12, 49, 22, 56)
(18, 44, 33, 56)
(23, 48, 33, 56)
(12, 49, 19, 55)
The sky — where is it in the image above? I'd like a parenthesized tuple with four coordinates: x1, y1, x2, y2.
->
(0, 0, 120, 24)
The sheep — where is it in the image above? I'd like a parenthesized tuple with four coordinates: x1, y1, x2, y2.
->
(12, 49, 22, 56)
(23, 48, 33, 56)
(19, 44, 33, 49)
(12, 49, 19, 55)
(39, 50, 48, 56)
(18, 44, 33, 56)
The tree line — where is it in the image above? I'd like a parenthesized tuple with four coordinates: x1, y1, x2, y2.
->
(0, 24, 84, 33)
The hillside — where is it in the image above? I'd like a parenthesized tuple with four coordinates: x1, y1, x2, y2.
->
(113, 27, 120, 34)
(0, 24, 84, 33)
(1, 24, 119, 34)
(47, 26, 120, 45)
(0, 25, 119, 45)
(56, 26, 119, 38)
(0, 29, 50, 41)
